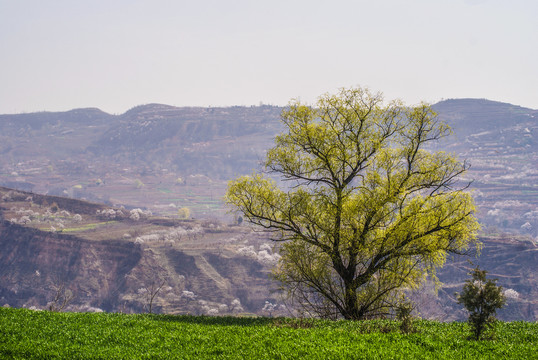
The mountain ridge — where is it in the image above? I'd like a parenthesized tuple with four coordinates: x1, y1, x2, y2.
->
(1, 98, 536, 118)
(0, 98, 536, 233)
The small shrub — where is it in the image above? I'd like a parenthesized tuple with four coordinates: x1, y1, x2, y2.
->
(177, 207, 191, 220)
(457, 266, 506, 340)
(395, 300, 417, 334)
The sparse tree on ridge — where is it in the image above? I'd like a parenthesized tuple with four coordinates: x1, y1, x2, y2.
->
(177, 207, 191, 220)
(226, 87, 480, 320)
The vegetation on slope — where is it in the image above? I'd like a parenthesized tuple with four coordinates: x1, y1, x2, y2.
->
(1, 308, 537, 359)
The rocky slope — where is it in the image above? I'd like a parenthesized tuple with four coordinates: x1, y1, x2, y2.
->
(0, 187, 536, 320)
(0, 187, 278, 316)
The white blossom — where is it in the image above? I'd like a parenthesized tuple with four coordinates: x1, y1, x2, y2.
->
(182, 291, 196, 300)
(256, 248, 281, 265)
(260, 243, 272, 252)
(521, 222, 532, 231)
(262, 301, 277, 315)
(98, 208, 121, 219)
(129, 208, 152, 221)
(207, 308, 219, 315)
(493, 200, 523, 209)
(487, 209, 502, 217)
(237, 246, 257, 258)
(504, 288, 520, 300)
(524, 210, 538, 220)
(19, 216, 31, 224)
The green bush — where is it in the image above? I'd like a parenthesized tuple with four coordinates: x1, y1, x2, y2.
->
(457, 266, 506, 340)
(395, 300, 416, 334)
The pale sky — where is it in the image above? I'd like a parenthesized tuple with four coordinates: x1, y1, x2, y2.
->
(1, 0, 537, 114)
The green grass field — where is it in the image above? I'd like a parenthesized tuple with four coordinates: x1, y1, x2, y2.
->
(1, 308, 536, 359)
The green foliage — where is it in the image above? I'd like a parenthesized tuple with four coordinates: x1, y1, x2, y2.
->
(1, 308, 537, 359)
(395, 300, 417, 334)
(226, 87, 480, 320)
(457, 266, 506, 340)
(134, 179, 144, 189)
(177, 207, 191, 219)
(60, 221, 117, 233)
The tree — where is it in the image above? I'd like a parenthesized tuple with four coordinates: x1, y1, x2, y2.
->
(457, 266, 505, 340)
(47, 280, 75, 312)
(226, 87, 479, 320)
(141, 279, 166, 314)
(177, 207, 191, 220)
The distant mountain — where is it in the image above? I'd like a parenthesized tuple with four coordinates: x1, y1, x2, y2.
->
(434, 98, 536, 133)
(0, 99, 536, 236)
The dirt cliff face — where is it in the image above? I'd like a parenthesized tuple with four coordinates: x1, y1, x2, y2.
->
(410, 236, 538, 322)
(0, 221, 142, 311)
(0, 187, 277, 315)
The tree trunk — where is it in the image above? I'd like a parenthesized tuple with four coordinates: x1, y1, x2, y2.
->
(343, 281, 364, 320)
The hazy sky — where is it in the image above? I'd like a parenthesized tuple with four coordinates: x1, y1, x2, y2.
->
(1, 0, 537, 114)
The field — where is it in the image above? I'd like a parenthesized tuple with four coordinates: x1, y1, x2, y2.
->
(1, 308, 537, 359)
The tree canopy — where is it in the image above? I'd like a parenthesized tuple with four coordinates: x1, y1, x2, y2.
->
(226, 87, 480, 320)
(457, 266, 505, 340)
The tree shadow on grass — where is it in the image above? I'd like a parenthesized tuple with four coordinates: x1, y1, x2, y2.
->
(144, 313, 275, 327)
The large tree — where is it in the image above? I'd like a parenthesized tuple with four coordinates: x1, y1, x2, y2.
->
(226, 87, 479, 320)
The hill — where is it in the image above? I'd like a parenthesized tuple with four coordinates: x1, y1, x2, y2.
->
(0, 99, 537, 320)
(0, 99, 536, 235)
(1, 187, 536, 320)
(0, 186, 277, 316)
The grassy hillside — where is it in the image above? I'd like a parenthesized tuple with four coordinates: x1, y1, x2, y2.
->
(1, 308, 537, 359)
